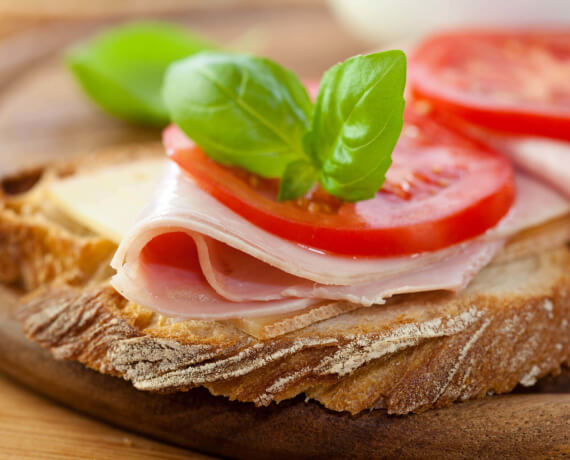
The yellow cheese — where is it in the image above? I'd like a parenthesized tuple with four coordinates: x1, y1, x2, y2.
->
(47, 158, 167, 243)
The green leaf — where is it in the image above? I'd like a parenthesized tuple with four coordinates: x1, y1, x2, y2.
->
(308, 50, 406, 201)
(278, 159, 318, 201)
(163, 51, 312, 178)
(66, 21, 216, 126)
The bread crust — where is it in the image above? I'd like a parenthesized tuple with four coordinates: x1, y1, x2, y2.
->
(3, 146, 570, 414)
(16, 248, 570, 414)
(0, 143, 161, 290)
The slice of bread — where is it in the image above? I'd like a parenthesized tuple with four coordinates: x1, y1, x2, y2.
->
(2, 144, 569, 414)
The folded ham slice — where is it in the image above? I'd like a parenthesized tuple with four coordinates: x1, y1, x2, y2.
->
(111, 163, 568, 319)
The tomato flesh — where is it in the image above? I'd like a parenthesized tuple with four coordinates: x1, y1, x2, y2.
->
(142, 232, 200, 272)
(410, 30, 570, 141)
(163, 105, 515, 257)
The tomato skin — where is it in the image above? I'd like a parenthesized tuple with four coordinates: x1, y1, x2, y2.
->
(410, 30, 570, 141)
(164, 109, 515, 257)
(411, 86, 570, 142)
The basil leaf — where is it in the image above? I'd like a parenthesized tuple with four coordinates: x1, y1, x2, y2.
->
(278, 159, 318, 201)
(309, 50, 406, 201)
(163, 52, 312, 178)
(67, 21, 215, 126)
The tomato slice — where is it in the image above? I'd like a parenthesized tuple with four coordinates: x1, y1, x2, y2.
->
(409, 30, 570, 141)
(163, 105, 515, 257)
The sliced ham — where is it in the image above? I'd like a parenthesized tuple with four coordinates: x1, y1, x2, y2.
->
(196, 235, 501, 305)
(113, 260, 318, 319)
(447, 120, 570, 199)
(110, 164, 568, 319)
(496, 137, 570, 198)
(488, 173, 569, 238)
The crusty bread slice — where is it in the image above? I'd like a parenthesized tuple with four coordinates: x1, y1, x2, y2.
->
(2, 144, 569, 414)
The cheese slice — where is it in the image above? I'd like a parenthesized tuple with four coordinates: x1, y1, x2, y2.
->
(46, 158, 167, 243)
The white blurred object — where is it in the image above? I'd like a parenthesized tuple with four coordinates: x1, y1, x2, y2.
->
(328, 0, 570, 44)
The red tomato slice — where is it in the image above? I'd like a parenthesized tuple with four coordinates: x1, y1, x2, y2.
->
(409, 30, 570, 141)
(163, 105, 515, 257)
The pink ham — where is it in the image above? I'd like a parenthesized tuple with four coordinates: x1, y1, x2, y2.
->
(445, 120, 570, 198)
(110, 164, 568, 319)
(496, 137, 570, 198)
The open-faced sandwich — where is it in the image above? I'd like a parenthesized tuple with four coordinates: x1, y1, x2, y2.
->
(1, 25, 568, 422)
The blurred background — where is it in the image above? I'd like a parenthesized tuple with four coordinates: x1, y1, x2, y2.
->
(0, 0, 568, 174)
(0, 1, 364, 175)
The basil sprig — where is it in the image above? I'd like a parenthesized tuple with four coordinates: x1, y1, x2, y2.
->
(68, 21, 406, 202)
(163, 52, 312, 177)
(164, 50, 406, 201)
(67, 21, 216, 127)
(307, 51, 406, 201)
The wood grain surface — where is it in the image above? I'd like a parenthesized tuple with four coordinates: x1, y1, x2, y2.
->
(0, 374, 213, 460)
(0, 6, 569, 460)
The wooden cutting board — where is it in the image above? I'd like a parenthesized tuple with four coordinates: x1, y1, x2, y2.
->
(1, 286, 569, 459)
(0, 7, 569, 459)
(0, 373, 213, 460)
